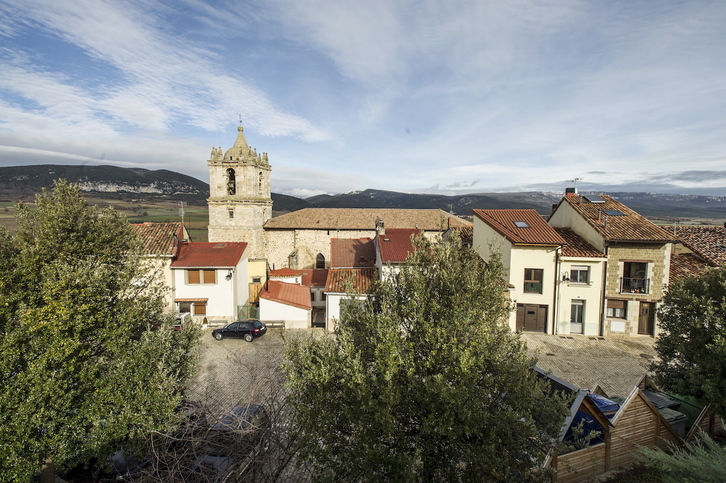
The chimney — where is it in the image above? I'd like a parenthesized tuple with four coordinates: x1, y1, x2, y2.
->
(375, 217, 385, 236)
(565, 187, 578, 196)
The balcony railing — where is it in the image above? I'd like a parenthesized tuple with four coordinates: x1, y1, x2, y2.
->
(620, 277, 650, 294)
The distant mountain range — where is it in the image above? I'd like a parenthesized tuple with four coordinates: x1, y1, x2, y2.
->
(1, 165, 725, 221)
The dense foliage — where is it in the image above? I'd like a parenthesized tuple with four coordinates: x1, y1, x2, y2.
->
(284, 235, 569, 482)
(0, 180, 199, 481)
(650, 268, 726, 417)
(638, 432, 726, 482)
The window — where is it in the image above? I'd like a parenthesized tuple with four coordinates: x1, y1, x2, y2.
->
(607, 299, 627, 318)
(226, 168, 236, 195)
(524, 269, 543, 294)
(316, 253, 326, 269)
(188, 269, 216, 284)
(571, 299, 585, 324)
(252, 277, 262, 284)
(570, 266, 590, 284)
(193, 302, 207, 315)
(621, 261, 649, 293)
(514, 221, 530, 228)
(228, 209, 234, 219)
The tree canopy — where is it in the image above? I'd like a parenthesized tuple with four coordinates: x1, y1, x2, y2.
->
(650, 267, 726, 417)
(284, 235, 569, 482)
(0, 180, 199, 481)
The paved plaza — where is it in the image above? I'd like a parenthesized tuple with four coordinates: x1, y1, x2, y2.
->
(522, 332, 657, 398)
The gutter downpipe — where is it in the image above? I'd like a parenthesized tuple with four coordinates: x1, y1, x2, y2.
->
(554, 246, 562, 335)
(600, 243, 609, 337)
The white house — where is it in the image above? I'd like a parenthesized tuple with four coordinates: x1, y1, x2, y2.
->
(472, 209, 566, 333)
(552, 227, 606, 336)
(170, 241, 249, 323)
(259, 280, 311, 329)
(325, 268, 375, 332)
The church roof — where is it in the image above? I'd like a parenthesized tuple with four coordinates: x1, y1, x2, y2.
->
(264, 208, 471, 231)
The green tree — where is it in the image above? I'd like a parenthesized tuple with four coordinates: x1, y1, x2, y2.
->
(638, 432, 726, 482)
(650, 268, 726, 417)
(0, 180, 199, 482)
(284, 236, 569, 482)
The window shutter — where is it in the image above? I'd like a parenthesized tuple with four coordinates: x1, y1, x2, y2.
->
(203, 270, 216, 284)
(188, 270, 200, 284)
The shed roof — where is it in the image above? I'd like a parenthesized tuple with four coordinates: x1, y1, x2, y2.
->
(330, 238, 376, 268)
(260, 280, 312, 310)
(556, 195, 674, 243)
(264, 208, 470, 231)
(377, 228, 420, 263)
(325, 268, 375, 294)
(131, 222, 184, 256)
(170, 241, 247, 268)
(554, 227, 606, 258)
(673, 225, 726, 266)
(474, 209, 566, 246)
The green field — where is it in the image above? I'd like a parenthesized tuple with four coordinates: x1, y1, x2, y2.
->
(0, 198, 211, 242)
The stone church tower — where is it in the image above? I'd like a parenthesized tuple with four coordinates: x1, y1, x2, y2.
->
(207, 126, 272, 259)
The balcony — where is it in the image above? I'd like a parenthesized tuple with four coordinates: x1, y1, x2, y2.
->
(620, 277, 650, 294)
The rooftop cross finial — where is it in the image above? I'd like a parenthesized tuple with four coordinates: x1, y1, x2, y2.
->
(238, 114, 243, 126)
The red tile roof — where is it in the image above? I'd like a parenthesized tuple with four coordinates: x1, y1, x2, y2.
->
(554, 228, 606, 258)
(330, 238, 375, 267)
(670, 253, 714, 285)
(377, 228, 420, 263)
(673, 226, 726, 266)
(473, 209, 566, 245)
(301, 269, 329, 287)
(131, 222, 184, 256)
(260, 280, 312, 310)
(325, 268, 375, 294)
(269, 268, 302, 278)
(556, 195, 674, 243)
(170, 241, 247, 268)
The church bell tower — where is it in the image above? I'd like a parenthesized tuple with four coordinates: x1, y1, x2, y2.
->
(207, 126, 272, 259)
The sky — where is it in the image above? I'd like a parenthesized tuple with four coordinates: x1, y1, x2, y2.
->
(1, 0, 726, 198)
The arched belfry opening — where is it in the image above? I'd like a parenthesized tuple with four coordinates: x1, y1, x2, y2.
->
(227, 168, 236, 195)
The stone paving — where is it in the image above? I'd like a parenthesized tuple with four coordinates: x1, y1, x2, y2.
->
(522, 332, 658, 399)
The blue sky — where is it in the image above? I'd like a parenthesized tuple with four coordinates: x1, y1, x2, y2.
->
(1, 0, 726, 197)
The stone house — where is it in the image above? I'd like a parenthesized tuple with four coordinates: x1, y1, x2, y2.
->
(549, 193, 675, 337)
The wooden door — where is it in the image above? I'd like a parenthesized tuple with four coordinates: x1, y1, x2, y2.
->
(638, 302, 655, 335)
(517, 304, 547, 333)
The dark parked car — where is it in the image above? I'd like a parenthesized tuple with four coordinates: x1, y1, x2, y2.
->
(194, 404, 271, 481)
(212, 319, 267, 342)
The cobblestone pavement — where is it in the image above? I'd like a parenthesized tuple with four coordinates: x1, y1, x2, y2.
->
(522, 333, 658, 398)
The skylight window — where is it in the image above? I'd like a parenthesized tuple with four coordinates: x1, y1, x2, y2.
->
(603, 210, 626, 216)
(514, 221, 530, 228)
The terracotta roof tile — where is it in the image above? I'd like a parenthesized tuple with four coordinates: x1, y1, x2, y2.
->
(554, 227, 606, 258)
(377, 228, 420, 263)
(557, 195, 674, 243)
(131, 222, 183, 256)
(269, 268, 302, 278)
(325, 268, 375, 294)
(674, 226, 726, 266)
(301, 269, 329, 287)
(330, 238, 376, 267)
(473, 209, 566, 245)
(264, 208, 470, 231)
(260, 280, 311, 310)
(670, 253, 714, 285)
(170, 241, 247, 268)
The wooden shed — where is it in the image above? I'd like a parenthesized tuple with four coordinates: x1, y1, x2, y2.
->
(541, 371, 682, 483)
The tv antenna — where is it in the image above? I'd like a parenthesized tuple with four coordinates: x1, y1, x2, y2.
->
(567, 177, 583, 189)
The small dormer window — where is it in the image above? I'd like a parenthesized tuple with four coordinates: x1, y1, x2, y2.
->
(514, 221, 530, 228)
